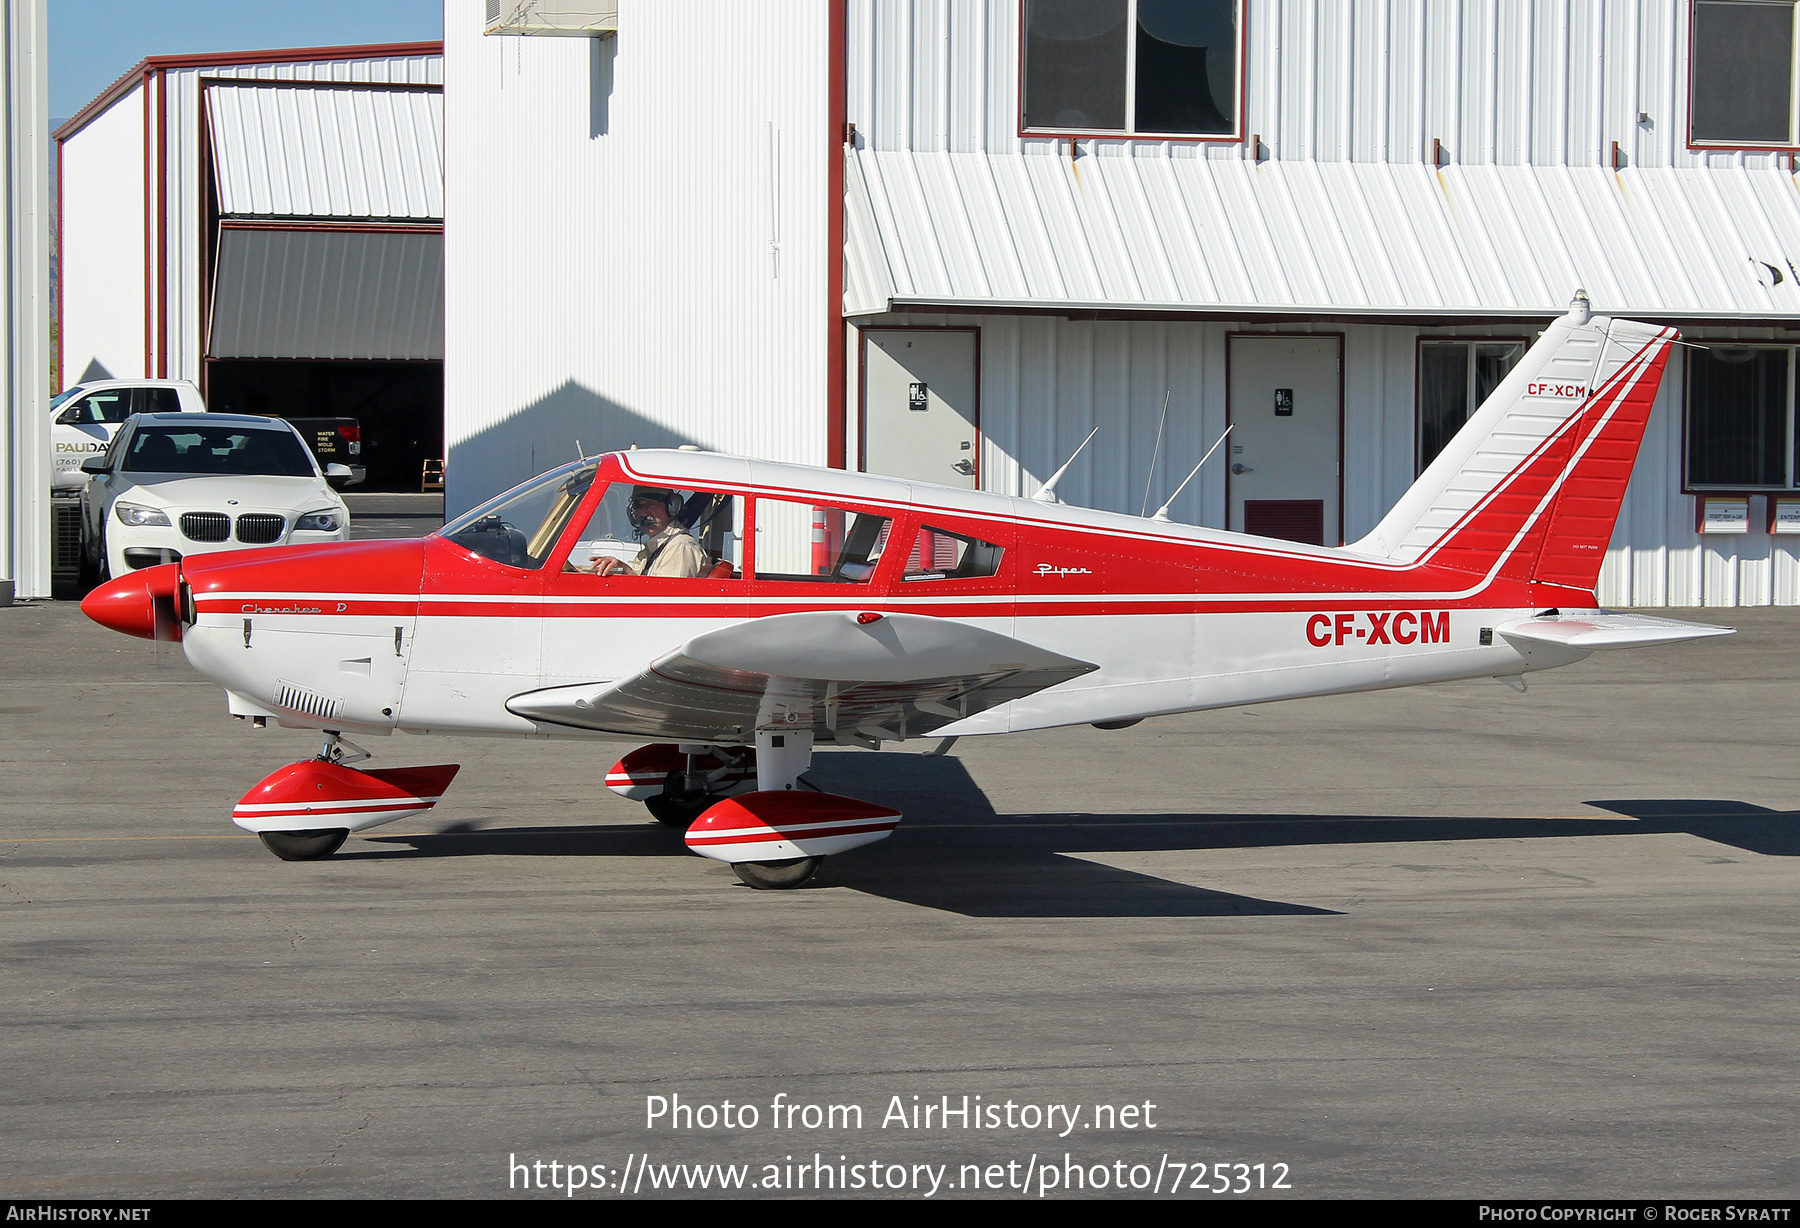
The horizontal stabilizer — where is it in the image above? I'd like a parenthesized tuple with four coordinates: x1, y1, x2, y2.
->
(508, 610, 1097, 743)
(1497, 611, 1734, 651)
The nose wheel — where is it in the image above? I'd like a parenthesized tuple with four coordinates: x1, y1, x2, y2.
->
(731, 857, 823, 890)
(257, 829, 349, 861)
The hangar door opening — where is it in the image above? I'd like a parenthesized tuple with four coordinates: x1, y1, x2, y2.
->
(207, 226, 445, 492)
(1227, 334, 1342, 546)
(860, 329, 979, 489)
(206, 361, 443, 493)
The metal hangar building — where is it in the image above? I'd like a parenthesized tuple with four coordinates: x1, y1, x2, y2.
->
(55, 40, 444, 491)
(463, 2, 1800, 606)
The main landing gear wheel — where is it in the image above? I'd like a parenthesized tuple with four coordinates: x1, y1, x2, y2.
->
(731, 857, 823, 890)
(644, 770, 717, 828)
(258, 829, 349, 861)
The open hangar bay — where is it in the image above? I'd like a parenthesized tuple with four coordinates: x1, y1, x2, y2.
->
(0, 595, 1795, 1199)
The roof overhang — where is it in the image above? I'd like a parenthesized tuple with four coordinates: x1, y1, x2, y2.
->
(845, 148, 1800, 325)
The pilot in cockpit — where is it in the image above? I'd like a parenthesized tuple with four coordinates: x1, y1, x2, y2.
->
(581, 486, 710, 578)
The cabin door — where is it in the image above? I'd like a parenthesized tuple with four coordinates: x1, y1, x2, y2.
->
(860, 328, 979, 490)
(1226, 334, 1342, 546)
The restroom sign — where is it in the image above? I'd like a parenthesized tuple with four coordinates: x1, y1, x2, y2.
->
(1274, 388, 1294, 416)
(908, 382, 928, 411)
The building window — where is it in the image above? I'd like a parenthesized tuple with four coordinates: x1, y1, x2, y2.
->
(1691, 0, 1799, 147)
(1687, 347, 1794, 488)
(1022, 0, 1242, 138)
(1417, 341, 1525, 471)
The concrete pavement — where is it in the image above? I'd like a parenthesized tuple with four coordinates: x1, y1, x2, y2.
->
(0, 597, 1794, 1199)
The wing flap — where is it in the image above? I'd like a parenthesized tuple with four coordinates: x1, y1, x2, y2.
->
(1498, 611, 1734, 650)
(507, 611, 1096, 743)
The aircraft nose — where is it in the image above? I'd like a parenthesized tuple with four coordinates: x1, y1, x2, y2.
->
(81, 563, 183, 642)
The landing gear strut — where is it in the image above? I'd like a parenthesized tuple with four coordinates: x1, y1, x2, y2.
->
(252, 731, 368, 860)
(645, 768, 715, 827)
(638, 744, 755, 828)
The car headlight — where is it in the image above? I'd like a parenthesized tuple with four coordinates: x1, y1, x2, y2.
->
(114, 502, 170, 527)
(295, 510, 342, 532)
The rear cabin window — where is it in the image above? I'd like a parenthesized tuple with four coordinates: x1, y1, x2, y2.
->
(900, 525, 1006, 581)
(752, 498, 891, 583)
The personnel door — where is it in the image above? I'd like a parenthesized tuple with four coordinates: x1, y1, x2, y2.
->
(860, 328, 979, 489)
(1227, 334, 1342, 546)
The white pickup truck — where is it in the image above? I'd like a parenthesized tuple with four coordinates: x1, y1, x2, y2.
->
(51, 379, 206, 490)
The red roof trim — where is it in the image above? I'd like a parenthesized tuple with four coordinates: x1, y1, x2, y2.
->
(54, 41, 443, 143)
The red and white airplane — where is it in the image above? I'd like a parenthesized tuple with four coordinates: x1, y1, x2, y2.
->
(81, 302, 1730, 888)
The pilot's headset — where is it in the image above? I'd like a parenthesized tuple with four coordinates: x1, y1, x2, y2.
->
(627, 486, 683, 533)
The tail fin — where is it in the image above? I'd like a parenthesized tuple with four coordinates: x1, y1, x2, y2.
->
(1348, 304, 1677, 592)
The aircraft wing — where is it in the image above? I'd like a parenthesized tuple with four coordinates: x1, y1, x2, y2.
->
(506, 610, 1097, 744)
(1497, 611, 1734, 650)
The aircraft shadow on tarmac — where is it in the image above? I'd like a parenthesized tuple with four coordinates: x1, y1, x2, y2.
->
(355, 755, 1800, 919)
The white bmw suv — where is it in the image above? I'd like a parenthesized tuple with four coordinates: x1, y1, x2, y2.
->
(79, 413, 352, 581)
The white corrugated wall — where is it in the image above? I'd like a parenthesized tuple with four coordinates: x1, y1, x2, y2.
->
(444, 0, 831, 513)
(855, 311, 1800, 608)
(58, 81, 145, 384)
(851, 311, 1431, 540)
(848, 0, 1780, 171)
(844, 1, 1800, 606)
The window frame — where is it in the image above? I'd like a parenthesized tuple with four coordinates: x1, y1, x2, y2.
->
(1413, 336, 1529, 476)
(1687, 0, 1800, 152)
(1682, 343, 1800, 493)
(1016, 0, 1249, 144)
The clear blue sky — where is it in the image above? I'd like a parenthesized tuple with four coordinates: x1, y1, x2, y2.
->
(51, 0, 444, 122)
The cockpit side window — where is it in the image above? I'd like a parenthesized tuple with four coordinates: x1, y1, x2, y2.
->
(559, 483, 744, 580)
(439, 461, 599, 570)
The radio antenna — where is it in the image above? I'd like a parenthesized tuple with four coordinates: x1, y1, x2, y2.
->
(1151, 424, 1234, 523)
(574, 439, 587, 461)
(1031, 426, 1100, 504)
(1141, 390, 1171, 516)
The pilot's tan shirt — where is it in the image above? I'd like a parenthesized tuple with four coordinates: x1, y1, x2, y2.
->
(629, 524, 709, 578)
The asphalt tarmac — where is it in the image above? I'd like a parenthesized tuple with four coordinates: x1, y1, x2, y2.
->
(0, 591, 1795, 1200)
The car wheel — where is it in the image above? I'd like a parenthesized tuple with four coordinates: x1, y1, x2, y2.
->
(77, 529, 98, 589)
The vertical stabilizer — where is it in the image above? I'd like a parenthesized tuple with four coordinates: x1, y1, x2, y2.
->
(1348, 303, 1676, 592)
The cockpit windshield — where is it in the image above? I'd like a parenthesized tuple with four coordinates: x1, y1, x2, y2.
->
(437, 461, 599, 569)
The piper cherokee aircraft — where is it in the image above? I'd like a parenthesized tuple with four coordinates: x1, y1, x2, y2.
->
(82, 300, 1731, 888)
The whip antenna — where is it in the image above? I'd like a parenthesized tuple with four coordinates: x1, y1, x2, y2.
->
(1141, 390, 1171, 517)
(1031, 426, 1100, 504)
(1152, 424, 1234, 523)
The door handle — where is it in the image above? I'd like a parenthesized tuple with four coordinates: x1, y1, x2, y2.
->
(951, 460, 976, 476)
(1231, 463, 1254, 475)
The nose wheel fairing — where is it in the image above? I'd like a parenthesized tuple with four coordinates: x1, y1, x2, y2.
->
(232, 759, 461, 835)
